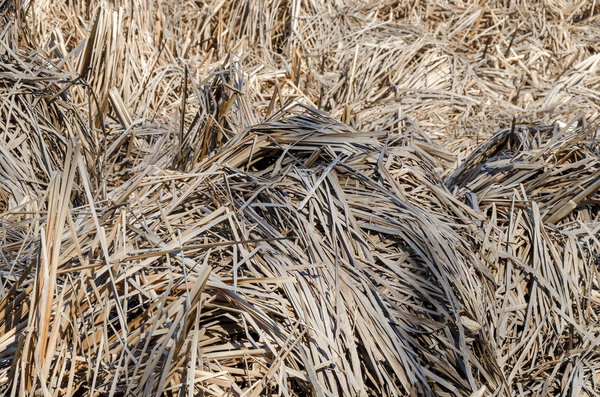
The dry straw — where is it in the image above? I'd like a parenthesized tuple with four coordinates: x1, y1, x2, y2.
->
(0, 1, 598, 396)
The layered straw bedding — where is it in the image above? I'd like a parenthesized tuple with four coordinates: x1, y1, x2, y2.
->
(0, 1, 599, 396)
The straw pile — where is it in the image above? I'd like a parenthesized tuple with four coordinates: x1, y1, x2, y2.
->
(0, 1, 599, 396)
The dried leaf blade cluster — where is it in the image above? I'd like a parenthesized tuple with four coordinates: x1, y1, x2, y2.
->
(0, 1, 599, 396)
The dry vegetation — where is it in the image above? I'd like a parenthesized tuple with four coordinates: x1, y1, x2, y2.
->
(1, 0, 599, 396)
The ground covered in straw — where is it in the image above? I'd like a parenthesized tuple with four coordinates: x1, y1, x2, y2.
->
(0, 1, 599, 396)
